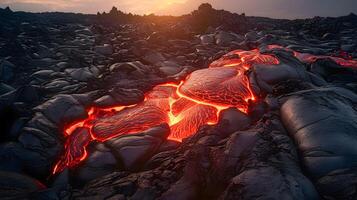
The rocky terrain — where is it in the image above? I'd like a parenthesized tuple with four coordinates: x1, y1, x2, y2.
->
(0, 4, 357, 200)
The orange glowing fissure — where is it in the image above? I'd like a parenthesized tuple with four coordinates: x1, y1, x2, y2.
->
(52, 47, 357, 174)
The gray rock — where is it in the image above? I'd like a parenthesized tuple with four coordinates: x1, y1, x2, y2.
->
(158, 61, 182, 75)
(321, 33, 336, 40)
(105, 125, 169, 170)
(341, 44, 354, 52)
(168, 39, 191, 48)
(7, 117, 26, 139)
(157, 140, 181, 152)
(36, 45, 53, 58)
(27, 112, 58, 135)
(264, 95, 280, 110)
(280, 87, 357, 199)
(30, 188, 59, 200)
(0, 171, 46, 199)
(56, 62, 69, 69)
(109, 87, 144, 105)
(107, 194, 126, 200)
(218, 107, 251, 134)
(0, 142, 52, 178)
(307, 72, 327, 86)
(17, 127, 62, 175)
(94, 88, 144, 107)
(253, 63, 308, 86)
(51, 168, 69, 197)
(4, 85, 41, 103)
(89, 66, 101, 77)
(75, 28, 92, 36)
(159, 66, 182, 76)
(75, 150, 118, 183)
(143, 51, 165, 65)
(19, 127, 57, 150)
(76, 117, 318, 199)
(109, 61, 149, 77)
(222, 166, 318, 200)
(0, 82, 15, 95)
(245, 31, 259, 41)
(65, 67, 95, 82)
(310, 59, 338, 79)
(175, 55, 187, 64)
(0, 59, 15, 82)
(217, 124, 319, 200)
(44, 80, 71, 92)
(157, 60, 180, 68)
(30, 58, 58, 68)
(200, 34, 215, 45)
(94, 95, 117, 108)
(94, 44, 113, 56)
(35, 94, 87, 126)
(0, 143, 24, 173)
(251, 51, 310, 93)
(215, 31, 236, 46)
(31, 70, 56, 81)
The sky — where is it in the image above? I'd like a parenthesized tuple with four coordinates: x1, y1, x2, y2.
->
(1, 0, 357, 19)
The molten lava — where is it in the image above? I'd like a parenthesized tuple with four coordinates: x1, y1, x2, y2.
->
(53, 47, 357, 174)
(266, 45, 357, 68)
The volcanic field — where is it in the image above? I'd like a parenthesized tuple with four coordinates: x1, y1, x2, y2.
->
(0, 4, 357, 200)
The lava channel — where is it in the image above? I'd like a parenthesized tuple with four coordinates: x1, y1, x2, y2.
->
(53, 47, 357, 174)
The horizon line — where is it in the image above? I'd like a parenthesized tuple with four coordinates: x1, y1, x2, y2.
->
(1, 5, 356, 20)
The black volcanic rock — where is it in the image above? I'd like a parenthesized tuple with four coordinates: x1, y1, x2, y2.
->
(187, 3, 249, 33)
(0, 3, 356, 200)
(218, 108, 251, 134)
(0, 60, 15, 82)
(281, 87, 357, 199)
(0, 171, 46, 199)
(74, 145, 118, 184)
(105, 125, 170, 171)
(75, 114, 319, 199)
(34, 94, 87, 126)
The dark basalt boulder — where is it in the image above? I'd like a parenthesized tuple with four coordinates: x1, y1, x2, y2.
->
(249, 50, 312, 95)
(0, 59, 15, 83)
(76, 115, 319, 200)
(310, 58, 357, 83)
(0, 171, 46, 200)
(74, 146, 118, 184)
(0, 82, 15, 95)
(105, 124, 170, 171)
(210, 118, 319, 200)
(0, 85, 41, 104)
(280, 87, 357, 199)
(218, 107, 251, 134)
(34, 94, 87, 126)
(188, 3, 248, 33)
(0, 141, 55, 178)
(65, 67, 95, 82)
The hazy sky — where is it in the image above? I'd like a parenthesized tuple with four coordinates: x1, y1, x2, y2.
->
(1, 0, 357, 19)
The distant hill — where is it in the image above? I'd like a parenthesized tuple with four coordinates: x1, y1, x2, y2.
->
(1, 4, 356, 35)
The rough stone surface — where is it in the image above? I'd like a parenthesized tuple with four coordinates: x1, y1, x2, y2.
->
(94, 44, 113, 55)
(34, 94, 87, 126)
(0, 4, 357, 200)
(105, 125, 170, 170)
(281, 87, 357, 199)
(0, 171, 46, 199)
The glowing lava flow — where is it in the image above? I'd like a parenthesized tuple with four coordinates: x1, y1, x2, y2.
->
(266, 45, 357, 68)
(53, 47, 357, 174)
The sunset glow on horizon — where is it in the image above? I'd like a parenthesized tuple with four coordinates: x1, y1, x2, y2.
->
(1, 0, 357, 19)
